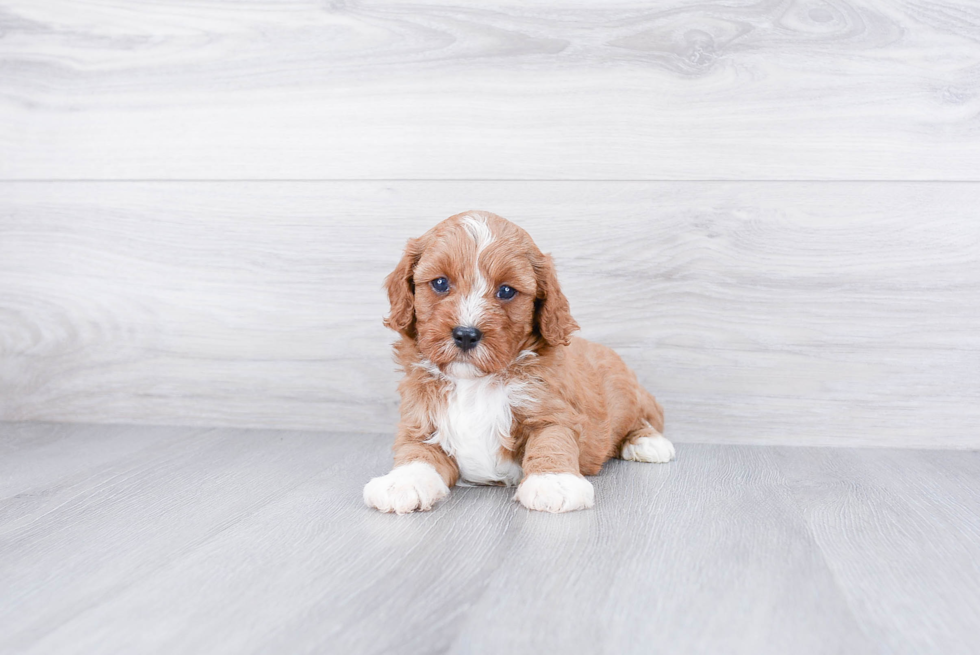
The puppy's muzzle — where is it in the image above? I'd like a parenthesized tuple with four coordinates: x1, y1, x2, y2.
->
(452, 326, 482, 352)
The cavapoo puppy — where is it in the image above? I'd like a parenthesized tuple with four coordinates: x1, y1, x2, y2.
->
(364, 211, 673, 514)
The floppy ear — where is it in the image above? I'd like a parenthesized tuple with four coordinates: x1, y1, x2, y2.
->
(533, 253, 579, 347)
(383, 237, 424, 338)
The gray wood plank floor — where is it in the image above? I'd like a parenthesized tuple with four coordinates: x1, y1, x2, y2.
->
(2, 422, 978, 655)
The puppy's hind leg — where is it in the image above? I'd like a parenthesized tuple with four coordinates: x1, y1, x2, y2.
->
(620, 391, 674, 464)
(640, 389, 664, 433)
(620, 421, 675, 463)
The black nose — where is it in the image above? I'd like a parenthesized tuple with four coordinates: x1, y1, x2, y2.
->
(452, 326, 483, 352)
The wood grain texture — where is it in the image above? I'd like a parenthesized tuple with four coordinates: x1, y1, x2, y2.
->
(1, 0, 979, 180)
(449, 444, 873, 655)
(0, 421, 205, 500)
(0, 423, 360, 653)
(2, 423, 979, 654)
(2, 181, 978, 447)
(776, 447, 980, 655)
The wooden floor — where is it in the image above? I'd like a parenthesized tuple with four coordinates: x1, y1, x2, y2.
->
(2, 423, 979, 654)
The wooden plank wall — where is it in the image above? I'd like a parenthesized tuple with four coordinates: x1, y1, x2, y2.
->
(1, 1, 978, 446)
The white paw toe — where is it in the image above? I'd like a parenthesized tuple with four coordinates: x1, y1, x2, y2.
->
(363, 462, 450, 514)
(514, 473, 594, 513)
(621, 433, 675, 463)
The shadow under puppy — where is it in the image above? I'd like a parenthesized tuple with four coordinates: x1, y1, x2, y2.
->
(364, 211, 674, 514)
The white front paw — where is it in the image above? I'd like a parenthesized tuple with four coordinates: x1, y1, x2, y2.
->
(621, 433, 675, 463)
(363, 462, 450, 514)
(514, 473, 594, 513)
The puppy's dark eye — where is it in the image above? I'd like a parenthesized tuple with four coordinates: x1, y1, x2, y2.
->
(430, 277, 450, 294)
(496, 285, 517, 300)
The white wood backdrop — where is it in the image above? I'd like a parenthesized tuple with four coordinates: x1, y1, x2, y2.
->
(1, 0, 979, 447)
(2, 182, 978, 446)
(1, 0, 979, 180)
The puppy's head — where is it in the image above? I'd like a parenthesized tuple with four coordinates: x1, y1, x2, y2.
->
(384, 211, 578, 378)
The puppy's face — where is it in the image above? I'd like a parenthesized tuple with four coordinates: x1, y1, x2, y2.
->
(385, 212, 578, 378)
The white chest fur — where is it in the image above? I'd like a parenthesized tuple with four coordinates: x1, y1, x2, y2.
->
(428, 376, 525, 486)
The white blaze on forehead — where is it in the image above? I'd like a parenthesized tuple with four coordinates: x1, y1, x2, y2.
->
(462, 213, 494, 251)
(457, 214, 494, 328)
(457, 277, 488, 326)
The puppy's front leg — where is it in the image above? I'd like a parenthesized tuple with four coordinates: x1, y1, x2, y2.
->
(514, 426, 594, 513)
(364, 437, 458, 515)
